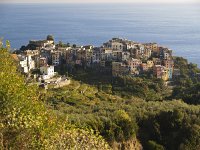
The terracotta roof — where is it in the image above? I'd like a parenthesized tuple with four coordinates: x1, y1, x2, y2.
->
(11, 54, 19, 62)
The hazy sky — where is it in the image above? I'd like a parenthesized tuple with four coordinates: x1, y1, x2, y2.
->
(0, 0, 198, 3)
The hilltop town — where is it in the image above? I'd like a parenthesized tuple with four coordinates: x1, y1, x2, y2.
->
(12, 35, 178, 85)
(2, 36, 200, 149)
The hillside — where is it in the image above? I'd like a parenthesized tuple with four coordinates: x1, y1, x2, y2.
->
(1, 42, 200, 150)
(45, 78, 200, 150)
(0, 44, 110, 150)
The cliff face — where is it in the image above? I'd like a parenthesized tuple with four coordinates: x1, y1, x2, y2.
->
(112, 138, 142, 150)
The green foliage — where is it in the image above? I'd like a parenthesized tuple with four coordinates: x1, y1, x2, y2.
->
(138, 108, 200, 150)
(147, 140, 165, 150)
(113, 110, 137, 141)
(0, 45, 47, 148)
(46, 35, 54, 41)
(172, 83, 200, 104)
(57, 41, 71, 47)
(45, 77, 200, 149)
(179, 124, 200, 150)
(6, 40, 10, 49)
(1, 42, 200, 149)
(43, 56, 200, 149)
(70, 68, 169, 101)
(0, 45, 111, 150)
(0, 38, 3, 47)
(112, 76, 167, 101)
(0, 46, 47, 130)
(172, 57, 200, 104)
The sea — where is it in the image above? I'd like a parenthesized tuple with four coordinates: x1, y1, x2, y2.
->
(0, 3, 199, 66)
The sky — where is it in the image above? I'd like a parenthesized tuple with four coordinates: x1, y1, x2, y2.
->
(0, 0, 198, 3)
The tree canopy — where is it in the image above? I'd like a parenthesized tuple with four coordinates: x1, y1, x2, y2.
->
(47, 35, 54, 41)
(0, 43, 110, 150)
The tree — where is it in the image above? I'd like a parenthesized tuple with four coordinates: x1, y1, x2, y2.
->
(58, 41, 63, 47)
(114, 110, 138, 141)
(147, 140, 165, 150)
(0, 43, 111, 150)
(180, 125, 200, 150)
(0, 37, 3, 47)
(19, 45, 26, 51)
(47, 35, 54, 41)
(66, 43, 70, 47)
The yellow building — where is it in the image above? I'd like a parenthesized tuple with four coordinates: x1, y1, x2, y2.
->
(161, 68, 169, 81)
(147, 60, 154, 68)
(153, 65, 169, 81)
(144, 43, 159, 53)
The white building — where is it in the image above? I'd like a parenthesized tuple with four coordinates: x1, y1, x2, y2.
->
(27, 55, 35, 71)
(40, 65, 55, 80)
(92, 48, 101, 63)
(124, 41, 137, 50)
(19, 58, 29, 73)
(122, 52, 130, 61)
(103, 38, 124, 51)
(18, 55, 35, 73)
(29, 39, 54, 49)
(51, 52, 60, 66)
(100, 48, 113, 61)
(111, 41, 124, 51)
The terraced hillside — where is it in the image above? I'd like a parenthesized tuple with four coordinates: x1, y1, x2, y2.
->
(45, 80, 200, 150)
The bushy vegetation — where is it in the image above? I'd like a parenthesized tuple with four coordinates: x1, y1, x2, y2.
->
(45, 78, 200, 149)
(69, 57, 200, 105)
(68, 67, 170, 101)
(112, 76, 169, 101)
(172, 57, 200, 104)
(1, 42, 200, 149)
(0, 44, 110, 149)
(45, 57, 200, 149)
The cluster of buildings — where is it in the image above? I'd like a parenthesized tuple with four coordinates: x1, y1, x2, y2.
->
(102, 38, 174, 81)
(12, 36, 175, 81)
(12, 37, 56, 80)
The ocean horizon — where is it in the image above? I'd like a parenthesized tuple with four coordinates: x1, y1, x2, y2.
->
(0, 3, 199, 66)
